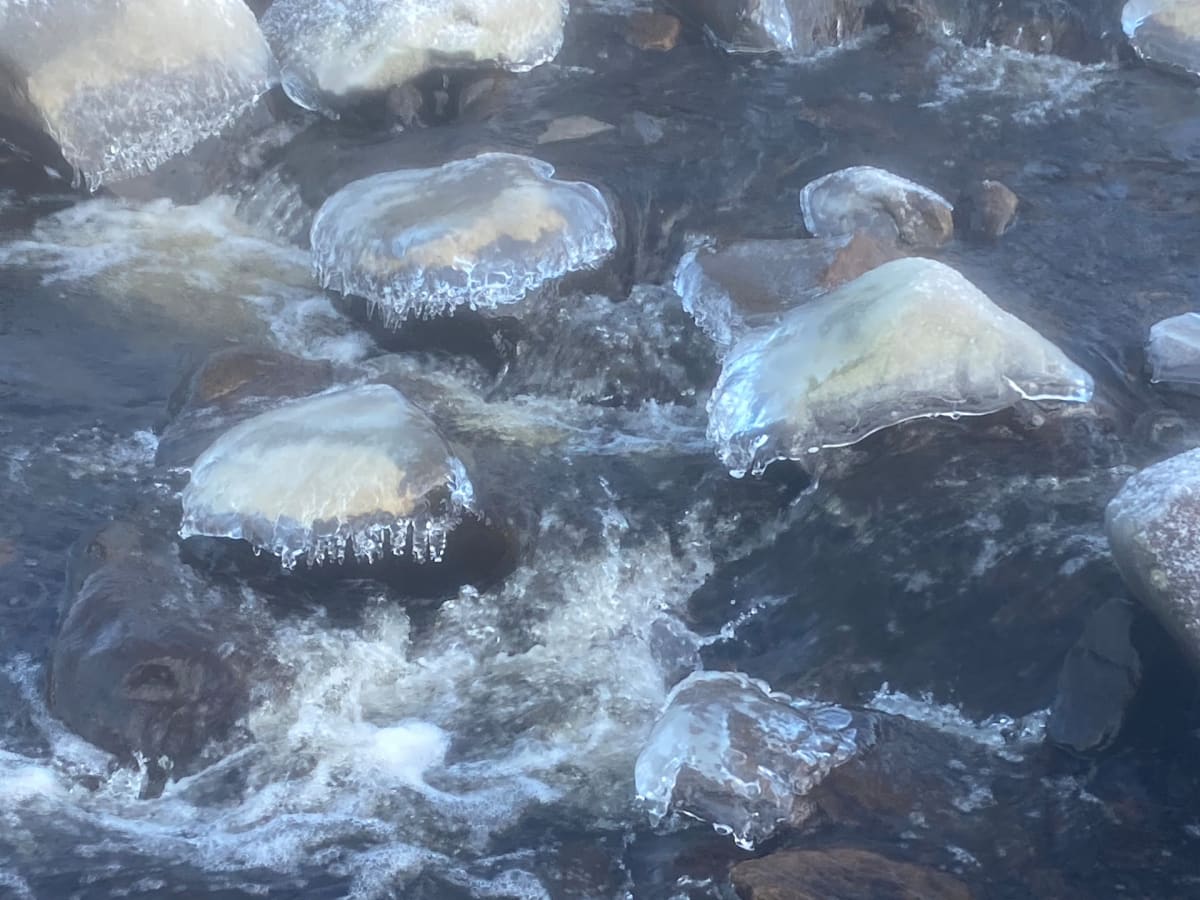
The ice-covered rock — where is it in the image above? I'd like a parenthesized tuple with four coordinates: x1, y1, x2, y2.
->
(673, 235, 901, 352)
(1122, 1, 1200, 77)
(0, 0, 274, 190)
(674, 0, 869, 54)
(180, 384, 478, 570)
(261, 0, 567, 112)
(707, 257, 1093, 475)
(634, 671, 867, 849)
(800, 166, 955, 248)
(1147, 312, 1200, 390)
(1106, 448, 1200, 671)
(310, 153, 616, 323)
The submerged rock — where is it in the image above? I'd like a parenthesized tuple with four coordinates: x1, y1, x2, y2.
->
(634, 671, 869, 849)
(800, 166, 954, 249)
(1106, 448, 1200, 671)
(1146, 312, 1200, 390)
(1047, 597, 1141, 754)
(1122, 0, 1200, 77)
(954, 179, 1019, 241)
(707, 257, 1093, 475)
(0, 0, 274, 189)
(627, 12, 683, 52)
(731, 847, 972, 900)
(262, 0, 567, 112)
(180, 384, 478, 570)
(49, 523, 252, 794)
(310, 152, 616, 325)
(675, 0, 869, 54)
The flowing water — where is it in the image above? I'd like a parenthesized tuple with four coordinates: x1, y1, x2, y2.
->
(2, 3, 1200, 899)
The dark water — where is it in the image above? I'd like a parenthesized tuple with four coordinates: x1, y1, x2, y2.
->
(2, 4, 1200, 899)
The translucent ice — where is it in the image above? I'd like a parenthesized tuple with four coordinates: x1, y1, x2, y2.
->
(1147, 312, 1200, 389)
(634, 671, 866, 849)
(310, 153, 616, 322)
(261, 0, 568, 111)
(800, 166, 954, 248)
(0, 0, 274, 189)
(675, 0, 867, 54)
(707, 257, 1093, 476)
(1122, 1, 1200, 77)
(180, 384, 477, 569)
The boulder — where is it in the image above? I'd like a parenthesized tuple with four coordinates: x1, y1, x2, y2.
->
(1122, 1, 1200, 77)
(674, 0, 869, 54)
(800, 166, 954, 249)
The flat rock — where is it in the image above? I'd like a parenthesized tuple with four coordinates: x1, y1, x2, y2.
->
(732, 847, 973, 900)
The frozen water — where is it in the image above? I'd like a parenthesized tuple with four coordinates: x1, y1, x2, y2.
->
(261, 0, 568, 112)
(800, 165, 954, 248)
(1147, 312, 1200, 388)
(1123, 1, 1200, 77)
(679, 0, 868, 55)
(310, 153, 616, 322)
(0, 0, 274, 189)
(707, 257, 1094, 475)
(635, 671, 866, 849)
(180, 384, 478, 569)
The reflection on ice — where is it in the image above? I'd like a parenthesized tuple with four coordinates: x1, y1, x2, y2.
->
(180, 384, 477, 569)
(707, 257, 1093, 475)
(310, 153, 616, 322)
(635, 671, 866, 849)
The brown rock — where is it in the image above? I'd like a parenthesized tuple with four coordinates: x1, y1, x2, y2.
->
(627, 12, 681, 51)
(732, 847, 972, 900)
(820, 231, 905, 289)
(954, 180, 1019, 241)
(176, 346, 335, 414)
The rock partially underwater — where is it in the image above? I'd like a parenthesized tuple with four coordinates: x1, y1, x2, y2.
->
(799, 166, 954, 249)
(310, 152, 616, 325)
(1122, 0, 1200, 77)
(0, 0, 274, 189)
(674, 0, 870, 54)
(180, 384, 479, 571)
(1146, 312, 1200, 391)
(261, 0, 568, 112)
(634, 671, 868, 849)
(707, 257, 1093, 475)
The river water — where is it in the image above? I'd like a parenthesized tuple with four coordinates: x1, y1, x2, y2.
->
(1, 4, 1200, 899)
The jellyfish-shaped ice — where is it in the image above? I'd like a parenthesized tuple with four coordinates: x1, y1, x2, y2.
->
(1147, 313, 1200, 390)
(800, 166, 955, 249)
(310, 153, 616, 323)
(675, 0, 868, 54)
(0, 0, 274, 190)
(180, 384, 478, 570)
(261, 0, 568, 112)
(1122, 1, 1200, 76)
(707, 257, 1094, 476)
(634, 671, 867, 849)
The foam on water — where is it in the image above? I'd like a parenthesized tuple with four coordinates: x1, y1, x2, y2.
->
(0, 0, 275, 189)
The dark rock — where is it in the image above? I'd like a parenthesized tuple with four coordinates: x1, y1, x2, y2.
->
(627, 12, 682, 51)
(732, 847, 973, 900)
(1047, 597, 1141, 753)
(954, 179, 1020, 241)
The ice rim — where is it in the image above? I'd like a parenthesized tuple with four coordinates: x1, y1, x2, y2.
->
(309, 152, 617, 324)
(178, 388, 480, 571)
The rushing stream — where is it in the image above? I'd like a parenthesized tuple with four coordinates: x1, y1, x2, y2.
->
(2, 1, 1200, 898)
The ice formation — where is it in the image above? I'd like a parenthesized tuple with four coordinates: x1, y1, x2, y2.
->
(179, 384, 477, 569)
(310, 153, 616, 322)
(261, 0, 568, 111)
(0, 0, 274, 189)
(707, 257, 1094, 476)
(676, 0, 867, 54)
(1147, 312, 1200, 389)
(1122, 1, 1200, 76)
(800, 165, 955, 248)
(634, 671, 866, 849)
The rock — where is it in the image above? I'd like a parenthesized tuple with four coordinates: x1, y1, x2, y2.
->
(261, 0, 567, 112)
(1047, 597, 1141, 753)
(820, 230, 907, 288)
(954, 180, 1019, 241)
(310, 152, 616, 325)
(1106, 448, 1200, 671)
(706, 257, 1094, 475)
(634, 671, 871, 849)
(731, 847, 973, 900)
(800, 166, 954, 249)
(537, 115, 615, 144)
(0, 0, 274, 189)
(626, 12, 682, 51)
(48, 523, 253, 795)
(1122, 1, 1200, 77)
(179, 384, 480, 570)
(1146, 312, 1200, 391)
(674, 0, 869, 54)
